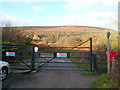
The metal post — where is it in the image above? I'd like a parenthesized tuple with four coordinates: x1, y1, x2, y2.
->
(106, 32, 110, 74)
(31, 45, 35, 71)
(90, 38, 93, 71)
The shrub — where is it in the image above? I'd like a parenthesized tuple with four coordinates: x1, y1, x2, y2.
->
(25, 38, 32, 45)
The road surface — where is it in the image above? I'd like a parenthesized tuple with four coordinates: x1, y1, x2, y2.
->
(3, 52, 99, 88)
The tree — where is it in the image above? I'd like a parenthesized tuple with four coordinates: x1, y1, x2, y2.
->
(0, 18, 26, 45)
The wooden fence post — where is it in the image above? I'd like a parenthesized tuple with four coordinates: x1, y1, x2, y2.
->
(111, 57, 115, 73)
(110, 57, 119, 88)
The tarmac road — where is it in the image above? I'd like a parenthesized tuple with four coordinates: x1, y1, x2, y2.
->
(2, 52, 99, 88)
(3, 70, 99, 88)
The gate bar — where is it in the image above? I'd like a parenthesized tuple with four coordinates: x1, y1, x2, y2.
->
(40, 69, 91, 71)
(35, 61, 90, 63)
(38, 47, 90, 48)
(41, 66, 90, 68)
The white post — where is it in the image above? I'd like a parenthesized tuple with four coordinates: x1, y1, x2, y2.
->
(106, 32, 110, 74)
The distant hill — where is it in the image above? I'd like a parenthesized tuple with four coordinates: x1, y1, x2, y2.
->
(15, 26, 113, 35)
(1, 26, 114, 35)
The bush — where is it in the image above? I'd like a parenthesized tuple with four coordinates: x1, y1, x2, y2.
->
(25, 38, 32, 45)
(38, 35, 47, 39)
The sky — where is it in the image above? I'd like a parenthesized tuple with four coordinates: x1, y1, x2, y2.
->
(0, 0, 119, 30)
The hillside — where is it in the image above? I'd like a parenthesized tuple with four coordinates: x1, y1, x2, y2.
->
(16, 26, 113, 35)
(1, 25, 118, 53)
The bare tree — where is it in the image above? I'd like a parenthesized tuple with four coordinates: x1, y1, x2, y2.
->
(0, 17, 25, 45)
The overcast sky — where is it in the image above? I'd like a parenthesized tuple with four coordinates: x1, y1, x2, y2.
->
(0, 0, 119, 30)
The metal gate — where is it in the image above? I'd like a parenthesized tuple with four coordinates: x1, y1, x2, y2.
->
(33, 38, 97, 71)
(2, 38, 97, 72)
(2, 45, 33, 72)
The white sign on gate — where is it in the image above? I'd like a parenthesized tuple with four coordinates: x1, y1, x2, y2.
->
(34, 47, 38, 52)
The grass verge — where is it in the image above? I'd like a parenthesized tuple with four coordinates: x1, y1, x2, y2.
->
(89, 74, 110, 88)
(81, 71, 98, 75)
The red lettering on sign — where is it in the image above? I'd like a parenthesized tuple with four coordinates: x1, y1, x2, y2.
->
(8, 52, 15, 54)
